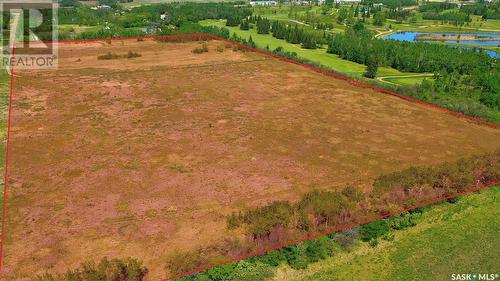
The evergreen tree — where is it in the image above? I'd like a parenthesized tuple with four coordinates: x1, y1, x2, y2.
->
(256, 17, 271, 34)
(364, 55, 378, 78)
(240, 20, 250, 30)
(373, 11, 386, 26)
(248, 35, 256, 48)
(226, 15, 241, 27)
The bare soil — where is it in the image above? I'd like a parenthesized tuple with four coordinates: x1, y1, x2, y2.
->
(2, 38, 499, 280)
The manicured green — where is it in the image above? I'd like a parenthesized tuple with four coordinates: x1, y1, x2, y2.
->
(381, 75, 433, 85)
(275, 185, 500, 281)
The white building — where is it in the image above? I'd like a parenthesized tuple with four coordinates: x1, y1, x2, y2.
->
(249, 1, 278, 6)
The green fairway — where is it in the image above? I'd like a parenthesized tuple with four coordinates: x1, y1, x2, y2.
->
(200, 19, 417, 77)
(273, 185, 500, 281)
(381, 75, 433, 85)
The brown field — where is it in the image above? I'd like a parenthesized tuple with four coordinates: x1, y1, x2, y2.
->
(2, 38, 499, 280)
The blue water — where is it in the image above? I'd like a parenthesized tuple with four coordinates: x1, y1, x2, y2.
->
(383, 31, 500, 58)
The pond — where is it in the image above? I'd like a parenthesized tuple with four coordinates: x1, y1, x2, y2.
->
(383, 31, 500, 58)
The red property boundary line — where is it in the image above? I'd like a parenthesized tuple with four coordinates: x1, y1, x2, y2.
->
(0, 34, 498, 277)
(0, 45, 15, 274)
(164, 182, 500, 281)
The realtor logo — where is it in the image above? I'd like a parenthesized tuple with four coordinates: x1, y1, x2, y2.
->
(451, 273, 499, 280)
(0, 0, 58, 69)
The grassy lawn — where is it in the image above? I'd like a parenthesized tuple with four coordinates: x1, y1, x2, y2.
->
(58, 24, 96, 33)
(273, 185, 500, 281)
(382, 75, 433, 85)
(200, 19, 416, 77)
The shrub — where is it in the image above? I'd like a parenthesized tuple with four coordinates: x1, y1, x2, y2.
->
(251, 250, 287, 267)
(166, 251, 205, 275)
(373, 149, 500, 196)
(332, 228, 359, 250)
(382, 233, 395, 241)
(97, 51, 141, 60)
(225, 261, 274, 281)
(368, 238, 379, 247)
(192, 43, 209, 54)
(33, 257, 148, 281)
(206, 263, 236, 281)
(359, 219, 390, 242)
(298, 190, 352, 226)
(303, 236, 335, 262)
(97, 52, 119, 60)
(341, 185, 364, 202)
(285, 245, 310, 270)
(242, 201, 294, 238)
(296, 210, 313, 231)
(447, 196, 460, 204)
(388, 212, 418, 230)
(226, 212, 241, 230)
(126, 51, 142, 58)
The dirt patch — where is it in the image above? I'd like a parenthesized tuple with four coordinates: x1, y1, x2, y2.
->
(3, 38, 499, 280)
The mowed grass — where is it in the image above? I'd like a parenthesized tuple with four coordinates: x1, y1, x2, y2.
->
(200, 19, 416, 77)
(274, 185, 500, 281)
(382, 75, 433, 86)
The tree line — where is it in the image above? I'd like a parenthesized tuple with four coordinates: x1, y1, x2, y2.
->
(237, 15, 329, 50)
(59, 3, 251, 32)
(33, 257, 148, 281)
(460, 2, 500, 20)
(327, 25, 493, 74)
(228, 149, 499, 241)
(326, 23, 499, 119)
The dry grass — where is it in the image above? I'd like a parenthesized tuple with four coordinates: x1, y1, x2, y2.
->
(3, 38, 499, 280)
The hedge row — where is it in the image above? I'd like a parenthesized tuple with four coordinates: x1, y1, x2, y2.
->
(34, 257, 148, 281)
(230, 149, 499, 240)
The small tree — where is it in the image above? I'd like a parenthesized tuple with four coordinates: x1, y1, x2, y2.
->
(248, 35, 256, 48)
(373, 11, 386, 26)
(240, 20, 250, 30)
(364, 55, 379, 78)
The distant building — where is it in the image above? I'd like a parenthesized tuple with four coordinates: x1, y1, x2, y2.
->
(249, 1, 277, 6)
(91, 4, 111, 10)
(141, 22, 162, 34)
(333, 0, 361, 3)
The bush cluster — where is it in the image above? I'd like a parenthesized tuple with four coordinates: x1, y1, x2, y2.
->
(227, 150, 498, 245)
(192, 43, 209, 54)
(227, 186, 361, 239)
(97, 51, 142, 60)
(33, 257, 148, 281)
(373, 149, 500, 195)
(178, 211, 423, 280)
